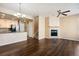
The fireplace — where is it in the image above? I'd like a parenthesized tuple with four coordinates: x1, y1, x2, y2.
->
(49, 27, 60, 38)
(51, 30, 58, 36)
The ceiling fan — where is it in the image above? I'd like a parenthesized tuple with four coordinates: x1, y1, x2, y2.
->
(57, 10, 70, 17)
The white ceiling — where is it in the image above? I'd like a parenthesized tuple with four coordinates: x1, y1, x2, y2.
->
(0, 3, 79, 16)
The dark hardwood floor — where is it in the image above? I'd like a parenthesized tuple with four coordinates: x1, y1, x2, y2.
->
(0, 38, 79, 56)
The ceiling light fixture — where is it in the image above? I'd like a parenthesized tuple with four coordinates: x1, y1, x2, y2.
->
(14, 3, 26, 18)
(13, 3, 27, 32)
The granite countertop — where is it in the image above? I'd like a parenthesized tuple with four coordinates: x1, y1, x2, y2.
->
(0, 31, 26, 34)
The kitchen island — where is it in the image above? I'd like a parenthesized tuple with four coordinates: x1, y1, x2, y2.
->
(0, 32, 27, 46)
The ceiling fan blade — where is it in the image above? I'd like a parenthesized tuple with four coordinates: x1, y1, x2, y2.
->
(62, 10, 70, 13)
(62, 13, 67, 16)
(57, 13, 60, 17)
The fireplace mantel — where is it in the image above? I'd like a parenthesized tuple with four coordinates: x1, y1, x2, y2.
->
(48, 26, 60, 28)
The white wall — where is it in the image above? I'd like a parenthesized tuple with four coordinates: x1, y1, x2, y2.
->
(60, 15, 79, 40)
(48, 15, 79, 40)
(39, 16, 45, 39)
(38, 15, 79, 40)
(28, 22, 33, 37)
(49, 16, 60, 26)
